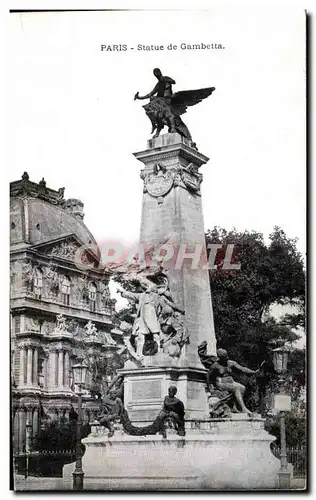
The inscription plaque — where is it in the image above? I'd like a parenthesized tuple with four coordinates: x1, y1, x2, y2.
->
(131, 379, 162, 401)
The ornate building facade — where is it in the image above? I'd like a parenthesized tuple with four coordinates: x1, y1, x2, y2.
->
(10, 173, 120, 453)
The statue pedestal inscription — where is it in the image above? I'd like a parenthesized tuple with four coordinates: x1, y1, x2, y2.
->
(119, 365, 209, 423)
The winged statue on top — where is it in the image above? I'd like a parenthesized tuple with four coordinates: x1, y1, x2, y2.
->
(134, 68, 215, 146)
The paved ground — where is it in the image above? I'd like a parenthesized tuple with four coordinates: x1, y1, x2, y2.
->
(290, 478, 307, 490)
(13, 474, 306, 492)
(13, 475, 69, 491)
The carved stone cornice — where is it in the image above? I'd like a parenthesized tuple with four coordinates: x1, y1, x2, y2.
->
(47, 343, 72, 353)
(13, 398, 41, 410)
(18, 339, 41, 349)
(134, 141, 209, 168)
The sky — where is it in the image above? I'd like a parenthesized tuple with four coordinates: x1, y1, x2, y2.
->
(8, 8, 306, 261)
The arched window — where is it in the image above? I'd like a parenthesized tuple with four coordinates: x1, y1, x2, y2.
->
(89, 283, 97, 312)
(61, 276, 71, 305)
(34, 268, 43, 299)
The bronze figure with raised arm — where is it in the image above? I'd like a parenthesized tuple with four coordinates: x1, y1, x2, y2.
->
(134, 68, 215, 143)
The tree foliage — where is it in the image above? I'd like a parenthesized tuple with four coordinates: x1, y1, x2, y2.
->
(205, 226, 306, 417)
(266, 412, 307, 448)
(206, 226, 305, 367)
(32, 417, 91, 452)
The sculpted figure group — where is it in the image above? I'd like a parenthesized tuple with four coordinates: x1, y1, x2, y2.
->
(116, 267, 189, 365)
(97, 377, 185, 439)
(95, 347, 265, 440)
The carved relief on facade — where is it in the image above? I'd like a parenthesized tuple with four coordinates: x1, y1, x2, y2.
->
(84, 320, 100, 340)
(22, 261, 35, 289)
(98, 281, 113, 310)
(48, 240, 79, 261)
(25, 317, 41, 333)
(74, 275, 90, 306)
(52, 314, 69, 335)
(46, 265, 60, 297)
(41, 320, 55, 336)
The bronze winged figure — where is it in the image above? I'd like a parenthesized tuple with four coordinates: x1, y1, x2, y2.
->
(134, 68, 215, 145)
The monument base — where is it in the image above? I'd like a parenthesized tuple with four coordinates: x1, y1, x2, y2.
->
(63, 416, 280, 490)
(118, 364, 209, 422)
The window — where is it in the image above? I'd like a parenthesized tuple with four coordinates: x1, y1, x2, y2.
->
(15, 316, 21, 333)
(89, 283, 97, 312)
(61, 276, 71, 305)
(34, 269, 43, 299)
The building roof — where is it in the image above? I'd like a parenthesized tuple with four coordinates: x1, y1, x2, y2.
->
(10, 172, 97, 249)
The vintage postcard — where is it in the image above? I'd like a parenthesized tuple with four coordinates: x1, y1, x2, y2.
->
(9, 8, 306, 491)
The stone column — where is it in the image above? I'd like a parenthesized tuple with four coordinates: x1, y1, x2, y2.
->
(41, 349, 49, 389)
(26, 347, 33, 386)
(32, 348, 38, 386)
(32, 408, 39, 437)
(48, 349, 57, 388)
(19, 346, 26, 386)
(18, 408, 26, 453)
(13, 409, 20, 453)
(25, 409, 33, 453)
(58, 350, 64, 388)
(45, 355, 49, 388)
(64, 352, 70, 388)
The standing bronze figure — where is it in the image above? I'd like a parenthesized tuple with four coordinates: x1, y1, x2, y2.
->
(134, 68, 215, 142)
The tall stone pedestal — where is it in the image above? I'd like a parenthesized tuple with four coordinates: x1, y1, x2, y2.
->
(119, 363, 209, 423)
(128, 133, 217, 422)
(63, 416, 280, 490)
(134, 133, 216, 365)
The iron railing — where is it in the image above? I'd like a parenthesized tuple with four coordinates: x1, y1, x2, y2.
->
(271, 445, 307, 478)
(13, 449, 76, 478)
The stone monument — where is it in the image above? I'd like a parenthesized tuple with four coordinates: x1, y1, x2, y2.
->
(63, 69, 281, 490)
(119, 131, 218, 424)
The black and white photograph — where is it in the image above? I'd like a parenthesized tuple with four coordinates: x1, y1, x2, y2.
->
(8, 6, 306, 491)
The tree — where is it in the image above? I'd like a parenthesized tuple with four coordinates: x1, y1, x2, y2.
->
(206, 226, 305, 360)
(205, 226, 306, 412)
(68, 318, 127, 399)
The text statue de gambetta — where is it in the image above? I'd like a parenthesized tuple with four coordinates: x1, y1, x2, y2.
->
(134, 68, 215, 147)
